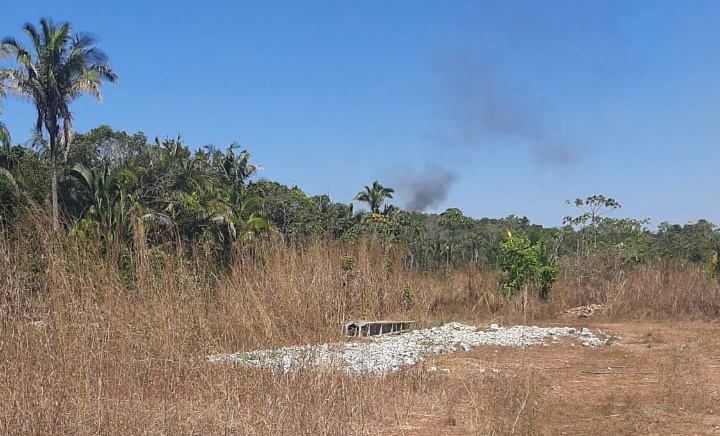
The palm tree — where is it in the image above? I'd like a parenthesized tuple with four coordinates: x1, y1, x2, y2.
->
(1, 18, 117, 231)
(353, 180, 394, 214)
(69, 162, 137, 239)
(0, 68, 10, 148)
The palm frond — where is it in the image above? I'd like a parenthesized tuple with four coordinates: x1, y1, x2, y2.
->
(20, 23, 41, 59)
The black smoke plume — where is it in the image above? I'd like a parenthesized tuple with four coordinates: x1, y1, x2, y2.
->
(401, 165, 458, 212)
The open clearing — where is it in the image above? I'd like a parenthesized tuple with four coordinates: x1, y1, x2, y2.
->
(377, 320, 720, 435)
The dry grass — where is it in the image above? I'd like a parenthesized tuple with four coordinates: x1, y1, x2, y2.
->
(553, 254, 720, 319)
(1, 219, 719, 435)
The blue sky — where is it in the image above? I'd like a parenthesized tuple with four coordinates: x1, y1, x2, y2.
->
(1, 0, 719, 228)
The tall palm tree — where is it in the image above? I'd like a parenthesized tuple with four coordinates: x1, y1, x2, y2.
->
(1, 18, 117, 230)
(353, 180, 394, 214)
(0, 65, 10, 148)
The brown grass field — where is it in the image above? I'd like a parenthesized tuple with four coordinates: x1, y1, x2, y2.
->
(1, 223, 719, 435)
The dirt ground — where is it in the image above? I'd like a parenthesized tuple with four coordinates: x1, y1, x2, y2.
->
(381, 319, 720, 436)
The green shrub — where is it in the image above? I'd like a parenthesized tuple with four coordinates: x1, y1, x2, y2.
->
(402, 283, 416, 312)
(498, 231, 559, 299)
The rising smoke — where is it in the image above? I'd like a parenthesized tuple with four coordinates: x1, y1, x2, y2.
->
(401, 164, 458, 212)
(436, 54, 577, 165)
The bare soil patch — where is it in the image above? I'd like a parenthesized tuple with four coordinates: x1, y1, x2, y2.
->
(379, 320, 720, 435)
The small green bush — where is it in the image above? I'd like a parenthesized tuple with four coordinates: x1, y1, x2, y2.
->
(402, 283, 416, 312)
(498, 231, 559, 300)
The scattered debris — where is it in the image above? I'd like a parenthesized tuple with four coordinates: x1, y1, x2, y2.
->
(562, 304, 607, 318)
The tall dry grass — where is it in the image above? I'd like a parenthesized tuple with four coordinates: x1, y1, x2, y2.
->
(1, 216, 718, 434)
(553, 254, 720, 319)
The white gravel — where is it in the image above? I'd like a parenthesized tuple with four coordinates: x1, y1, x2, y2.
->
(207, 322, 606, 375)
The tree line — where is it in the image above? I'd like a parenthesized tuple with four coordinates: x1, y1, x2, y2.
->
(1, 19, 718, 300)
(1, 124, 718, 266)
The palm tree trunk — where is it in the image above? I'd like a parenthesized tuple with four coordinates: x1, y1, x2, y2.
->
(50, 133, 60, 231)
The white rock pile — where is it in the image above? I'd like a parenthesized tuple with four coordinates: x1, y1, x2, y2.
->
(207, 322, 605, 375)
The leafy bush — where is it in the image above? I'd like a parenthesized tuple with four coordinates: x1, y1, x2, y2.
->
(402, 283, 417, 312)
(498, 231, 559, 299)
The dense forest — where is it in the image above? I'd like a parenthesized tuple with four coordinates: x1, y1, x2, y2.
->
(1, 124, 719, 287)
